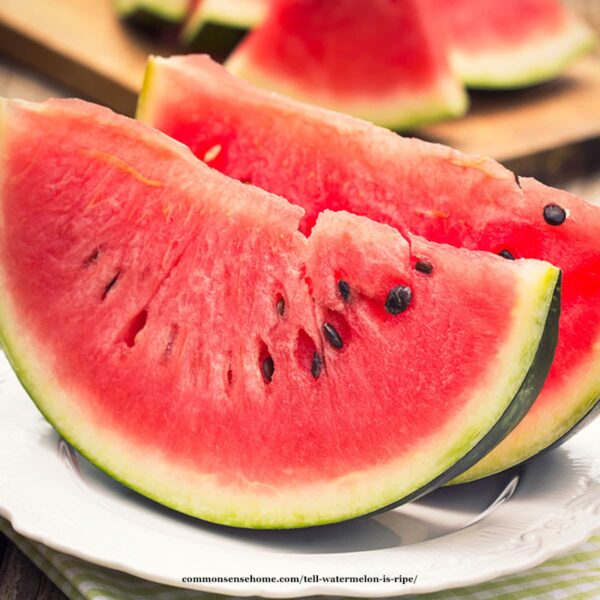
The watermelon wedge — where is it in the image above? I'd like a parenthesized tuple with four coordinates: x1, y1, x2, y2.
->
(182, 0, 268, 51)
(436, 0, 595, 88)
(0, 97, 559, 528)
(138, 55, 600, 484)
(225, 0, 468, 129)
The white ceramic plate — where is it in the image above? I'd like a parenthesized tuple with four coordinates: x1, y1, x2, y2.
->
(2, 352, 600, 598)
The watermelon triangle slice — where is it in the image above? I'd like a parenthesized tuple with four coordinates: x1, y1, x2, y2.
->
(224, 0, 468, 129)
(436, 0, 595, 88)
(138, 55, 600, 485)
(0, 97, 558, 528)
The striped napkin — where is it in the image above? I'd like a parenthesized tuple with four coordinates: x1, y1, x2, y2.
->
(2, 517, 600, 600)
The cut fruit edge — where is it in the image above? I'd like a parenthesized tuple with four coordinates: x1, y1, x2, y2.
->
(453, 15, 596, 88)
(0, 98, 559, 528)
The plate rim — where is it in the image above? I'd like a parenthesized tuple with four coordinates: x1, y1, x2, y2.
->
(2, 354, 600, 598)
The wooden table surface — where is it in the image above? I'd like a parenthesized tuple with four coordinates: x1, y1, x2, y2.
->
(1, 39, 600, 599)
(2, 0, 600, 170)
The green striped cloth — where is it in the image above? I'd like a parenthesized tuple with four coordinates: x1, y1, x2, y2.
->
(2, 517, 600, 600)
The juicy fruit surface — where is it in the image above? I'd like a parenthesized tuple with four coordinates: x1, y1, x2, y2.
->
(140, 55, 600, 482)
(0, 98, 558, 527)
(440, 0, 568, 51)
(225, 0, 467, 128)
(456, 180, 600, 482)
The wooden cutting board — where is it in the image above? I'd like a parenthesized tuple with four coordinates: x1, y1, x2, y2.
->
(0, 0, 158, 115)
(1, 0, 599, 178)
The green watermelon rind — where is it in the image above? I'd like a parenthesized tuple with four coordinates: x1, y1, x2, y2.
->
(394, 273, 561, 500)
(114, 0, 188, 24)
(181, 0, 267, 46)
(0, 99, 560, 528)
(451, 386, 600, 485)
(451, 348, 600, 484)
(454, 17, 596, 89)
(182, 23, 249, 57)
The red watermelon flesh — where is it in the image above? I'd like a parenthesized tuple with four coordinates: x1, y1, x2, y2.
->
(444, 0, 566, 50)
(434, 0, 594, 88)
(138, 55, 600, 484)
(0, 98, 558, 527)
(224, 0, 467, 129)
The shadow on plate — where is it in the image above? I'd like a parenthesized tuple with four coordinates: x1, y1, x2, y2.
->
(48, 431, 531, 554)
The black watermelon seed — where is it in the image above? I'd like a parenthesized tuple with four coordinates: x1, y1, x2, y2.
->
(276, 297, 285, 316)
(84, 247, 101, 267)
(498, 249, 515, 261)
(262, 355, 274, 382)
(385, 285, 412, 315)
(101, 271, 121, 300)
(543, 204, 567, 226)
(323, 323, 343, 349)
(415, 260, 433, 274)
(311, 352, 323, 379)
(338, 280, 350, 301)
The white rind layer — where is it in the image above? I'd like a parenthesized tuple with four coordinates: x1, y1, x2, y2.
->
(453, 336, 600, 483)
(201, 0, 267, 28)
(453, 16, 595, 88)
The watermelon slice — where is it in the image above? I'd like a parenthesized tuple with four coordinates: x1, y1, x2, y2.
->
(182, 0, 268, 52)
(225, 0, 468, 129)
(114, 0, 189, 31)
(436, 0, 595, 88)
(0, 97, 559, 528)
(138, 55, 600, 484)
